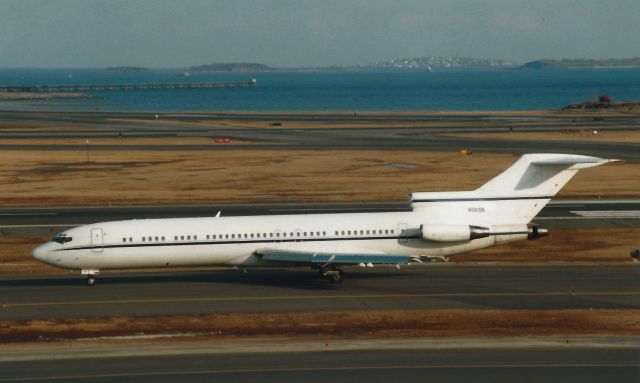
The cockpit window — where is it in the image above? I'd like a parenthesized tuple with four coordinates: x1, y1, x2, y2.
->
(52, 233, 72, 244)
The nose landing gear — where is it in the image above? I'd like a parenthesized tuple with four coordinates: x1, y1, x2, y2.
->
(81, 269, 100, 286)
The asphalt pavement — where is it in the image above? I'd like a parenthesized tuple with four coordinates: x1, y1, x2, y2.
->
(1, 110, 639, 162)
(1, 339, 638, 383)
(1, 265, 638, 321)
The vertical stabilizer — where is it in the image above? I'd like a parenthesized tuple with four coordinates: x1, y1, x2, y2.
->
(411, 153, 615, 225)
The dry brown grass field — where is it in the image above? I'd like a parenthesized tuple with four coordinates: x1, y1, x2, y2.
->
(2, 309, 638, 342)
(0, 149, 635, 207)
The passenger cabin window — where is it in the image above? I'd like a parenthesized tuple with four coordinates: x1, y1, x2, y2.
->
(122, 238, 126, 243)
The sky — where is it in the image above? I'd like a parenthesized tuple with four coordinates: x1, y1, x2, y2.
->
(0, 0, 638, 68)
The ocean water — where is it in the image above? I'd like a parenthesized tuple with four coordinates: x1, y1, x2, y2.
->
(0, 68, 639, 112)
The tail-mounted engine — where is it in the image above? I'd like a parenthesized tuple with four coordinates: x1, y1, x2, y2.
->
(527, 224, 548, 240)
(420, 224, 490, 242)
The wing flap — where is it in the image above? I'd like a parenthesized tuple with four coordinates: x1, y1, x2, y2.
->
(259, 249, 411, 265)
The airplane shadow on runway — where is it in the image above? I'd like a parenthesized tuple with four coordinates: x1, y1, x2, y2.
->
(0, 267, 413, 291)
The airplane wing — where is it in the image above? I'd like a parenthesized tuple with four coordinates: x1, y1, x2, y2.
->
(257, 249, 415, 265)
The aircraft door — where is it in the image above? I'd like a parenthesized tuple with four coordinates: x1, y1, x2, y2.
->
(91, 228, 103, 253)
(397, 223, 408, 243)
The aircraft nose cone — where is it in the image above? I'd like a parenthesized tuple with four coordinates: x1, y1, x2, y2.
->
(32, 243, 49, 262)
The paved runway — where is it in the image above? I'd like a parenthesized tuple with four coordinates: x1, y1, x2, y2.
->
(2, 133, 639, 164)
(1, 265, 638, 321)
(1, 199, 638, 237)
(1, 339, 638, 383)
(1, 110, 639, 162)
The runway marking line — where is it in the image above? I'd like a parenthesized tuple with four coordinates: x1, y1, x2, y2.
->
(0, 224, 80, 228)
(570, 210, 640, 218)
(5, 291, 640, 308)
(1, 362, 638, 381)
(0, 213, 58, 216)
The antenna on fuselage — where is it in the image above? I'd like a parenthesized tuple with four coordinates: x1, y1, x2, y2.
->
(215, 211, 221, 218)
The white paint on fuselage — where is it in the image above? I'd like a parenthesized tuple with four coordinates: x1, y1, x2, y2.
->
(33, 210, 502, 270)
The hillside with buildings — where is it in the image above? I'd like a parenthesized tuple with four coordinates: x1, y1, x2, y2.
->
(521, 58, 640, 69)
(364, 56, 517, 69)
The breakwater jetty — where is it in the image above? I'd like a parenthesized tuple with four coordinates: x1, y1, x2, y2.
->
(0, 78, 256, 93)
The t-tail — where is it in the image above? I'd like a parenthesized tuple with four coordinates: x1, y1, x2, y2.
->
(410, 153, 616, 246)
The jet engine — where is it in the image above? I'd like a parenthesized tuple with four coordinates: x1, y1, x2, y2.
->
(420, 224, 490, 242)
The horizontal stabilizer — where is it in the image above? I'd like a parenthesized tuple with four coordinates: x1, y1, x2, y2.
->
(531, 157, 618, 167)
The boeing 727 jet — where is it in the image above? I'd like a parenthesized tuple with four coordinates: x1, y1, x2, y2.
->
(32, 153, 614, 285)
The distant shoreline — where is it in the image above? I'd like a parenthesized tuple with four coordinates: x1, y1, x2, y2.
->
(0, 92, 98, 101)
(0, 107, 637, 116)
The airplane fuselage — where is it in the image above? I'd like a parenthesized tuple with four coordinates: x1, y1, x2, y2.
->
(33, 210, 510, 270)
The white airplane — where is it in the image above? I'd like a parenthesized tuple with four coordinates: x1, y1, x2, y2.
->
(32, 153, 614, 286)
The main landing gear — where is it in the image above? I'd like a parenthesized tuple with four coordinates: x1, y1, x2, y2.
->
(318, 266, 344, 283)
(81, 269, 99, 286)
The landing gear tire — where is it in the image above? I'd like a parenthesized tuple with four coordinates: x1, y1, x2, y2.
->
(317, 266, 344, 283)
(329, 270, 344, 284)
(87, 276, 96, 286)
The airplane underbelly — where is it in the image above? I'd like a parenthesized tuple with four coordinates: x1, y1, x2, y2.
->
(90, 244, 255, 269)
